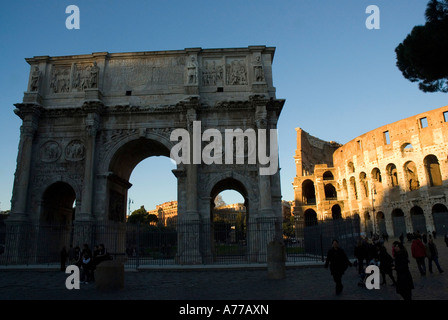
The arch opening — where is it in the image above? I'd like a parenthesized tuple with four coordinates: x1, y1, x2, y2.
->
(424, 155, 442, 187)
(324, 183, 337, 200)
(302, 179, 316, 205)
(392, 208, 406, 237)
(323, 171, 334, 180)
(331, 205, 342, 220)
(404, 161, 420, 191)
(387, 163, 399, 187)
(38, 182, 77, 262)
(432, 203, 448, 235)
(210, 178, 248, 262)
(410, 206, 425, 234)
(304, 209, 318, 227)
(107, 138, 173, 223)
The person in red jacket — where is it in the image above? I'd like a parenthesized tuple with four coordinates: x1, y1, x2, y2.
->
(411, 234, 427, 276)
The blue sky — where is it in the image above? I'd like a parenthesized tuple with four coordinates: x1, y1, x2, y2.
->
(0, 0, 447, 213)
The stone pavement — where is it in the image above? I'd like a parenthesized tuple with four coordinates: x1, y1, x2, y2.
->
(0, 238, 447, 301)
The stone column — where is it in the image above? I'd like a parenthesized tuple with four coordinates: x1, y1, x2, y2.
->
(72, 103, 102, 248)
(10, 103, 42, 219)
(176, 103, 202, 264)
(79, 103, 102, 220)
(5, 102, 42, 264)
(255, 101, 273, 217)
(254, 98, 279, 262)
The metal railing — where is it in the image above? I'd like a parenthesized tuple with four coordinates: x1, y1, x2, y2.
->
(0, 217, 361, 267)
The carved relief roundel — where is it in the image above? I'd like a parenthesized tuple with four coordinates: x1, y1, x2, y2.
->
(40, 141, 62, 162)
(65, 140, 86, 161)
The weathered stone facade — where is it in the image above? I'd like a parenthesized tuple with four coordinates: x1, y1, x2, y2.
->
(147, 200, 178, 227)
(293, 105, 448, 238)
(8, 46, 285, 264)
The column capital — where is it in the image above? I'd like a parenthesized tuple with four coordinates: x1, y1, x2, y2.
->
(13, 103, 43, 120)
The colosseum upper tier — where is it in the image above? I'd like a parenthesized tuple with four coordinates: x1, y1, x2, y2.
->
(292, 104, 448, 238)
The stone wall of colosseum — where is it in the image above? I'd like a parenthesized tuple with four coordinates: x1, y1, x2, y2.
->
(293, 105, 448, 237)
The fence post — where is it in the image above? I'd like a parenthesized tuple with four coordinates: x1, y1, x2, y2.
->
(136, 222, 140, 268)
(320, 232, 324, 262)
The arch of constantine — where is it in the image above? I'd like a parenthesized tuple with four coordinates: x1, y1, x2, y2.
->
(293, 105, 448, 238)
(6, 46, 284, 264)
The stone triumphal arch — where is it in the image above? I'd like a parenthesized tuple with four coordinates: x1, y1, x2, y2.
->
(7, 46, 285, 264)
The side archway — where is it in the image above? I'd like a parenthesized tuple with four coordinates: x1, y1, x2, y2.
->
(209, 177, 249, 262)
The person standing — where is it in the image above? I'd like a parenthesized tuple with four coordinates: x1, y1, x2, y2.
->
(354, 238, 366, 275)
(411, 234, 427, 276)
(324, 239, 352, 295)
(427, 237, 444, 274)
(67, 245, 75, 265)
(393, 241, 414, 300)
(378, 245, 396, 286)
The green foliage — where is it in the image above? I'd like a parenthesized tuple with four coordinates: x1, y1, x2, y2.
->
(283, 216, 295, 238)
(127, 205, 159, 225)
(395, 0, 448, 93)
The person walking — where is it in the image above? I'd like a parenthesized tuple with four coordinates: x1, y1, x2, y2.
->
(378, 244, 396, 286)
(354, 238, 367, 275)
(393, 241, 414, 300)
(73, 246, 82, 268)
(427, 237, 444, 274)
(68, 245, 75, 265)
(411, 234, 427, 276)
(324, 239, 352, 295)
(81, 250, 94, 284)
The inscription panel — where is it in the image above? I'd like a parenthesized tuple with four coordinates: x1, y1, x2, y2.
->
(103, 57, 185, 93)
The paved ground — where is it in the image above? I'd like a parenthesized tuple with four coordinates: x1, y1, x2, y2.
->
(0, 237, 447, 302)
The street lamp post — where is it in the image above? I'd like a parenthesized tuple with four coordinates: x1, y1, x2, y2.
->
(371, 187, 377, 236)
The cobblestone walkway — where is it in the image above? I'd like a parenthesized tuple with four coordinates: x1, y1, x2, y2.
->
(0, 237, 447, 301)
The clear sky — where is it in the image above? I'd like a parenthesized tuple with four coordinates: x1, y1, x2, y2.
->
(0, 0, 446, 214)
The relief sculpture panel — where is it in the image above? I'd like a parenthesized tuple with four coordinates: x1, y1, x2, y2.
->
(226, 58, 248, 85)
(202, 59, 224, 86)
(72, 63, 99, 91)
(50, 66, 71, 93)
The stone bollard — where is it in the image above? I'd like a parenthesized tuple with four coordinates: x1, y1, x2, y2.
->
(267, 240, 286, 279)
(95, 260, 125, 291)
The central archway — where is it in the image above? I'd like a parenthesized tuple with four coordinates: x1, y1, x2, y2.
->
(107, 137, 173, 222)
(103, 136, 178, 257)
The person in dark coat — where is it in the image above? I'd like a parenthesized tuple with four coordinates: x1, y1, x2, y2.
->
(354, 238, 366, 275)
(378, 244, 396, 286)
(325, 239, 352, 295)
(73, 246, 82, 268)
(427, 237, 444, 274)
(393, 241, 414, 300)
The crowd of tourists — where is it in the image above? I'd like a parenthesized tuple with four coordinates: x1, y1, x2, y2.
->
(325, 230, 445, 300)
(60, 243, 112, 284)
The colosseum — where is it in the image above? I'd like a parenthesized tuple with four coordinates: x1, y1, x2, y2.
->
(292, 104, 448, 239)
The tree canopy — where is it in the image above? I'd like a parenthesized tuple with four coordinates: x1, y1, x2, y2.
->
(395, 0, 448, 93)
(127, 205, 158, 224)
